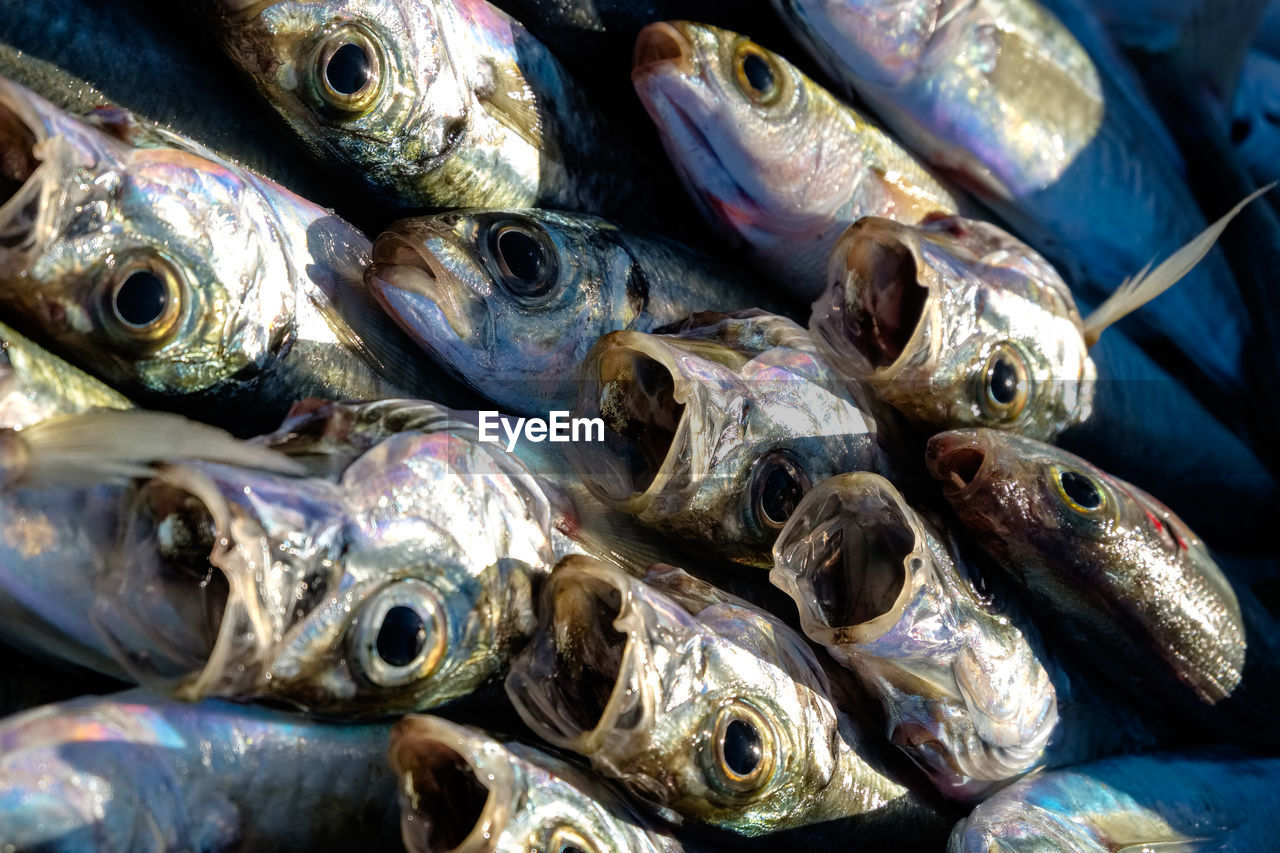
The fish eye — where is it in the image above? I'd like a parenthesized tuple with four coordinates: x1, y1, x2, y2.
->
(1051, 466, 1107, 515)
(102, 255, 185, 347)
(734, 43, 782, 105)
(487, 220, 559, 301)
(349, 579, 446, 688)
(979, 343, 1030, 422)
(703, 700, 776, 794)
(313, 28, 384, 115)
(547, 826, 597, 853)
(749, 450, 812, 531)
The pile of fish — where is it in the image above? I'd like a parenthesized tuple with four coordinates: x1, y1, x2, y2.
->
(1, 0, 1279, 850)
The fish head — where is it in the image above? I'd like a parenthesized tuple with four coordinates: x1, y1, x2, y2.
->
(632, 22, 858, 252)
(772, 472, 1058, 797)
(369, 211, 639, 411)
(570, 314, 888, 566)
(926, 428, 1245, 704)
(507, 557, 902, 833)
(95, 430, 554, 715)
(812, 216, 1094, 441)
(775, 0, 954, 86)
(389, 716, 674, 853)
(204, 0, 471, 195)
(0, 79, 315, 399)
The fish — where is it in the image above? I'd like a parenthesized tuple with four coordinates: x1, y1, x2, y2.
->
(92, 398, 684, 716)
(389, 715, 684, 852)
(91, 404, 557, 716)
(770, 471, 1168, 802)
(0, 75, 458, 436)
(199, 0, 670, 224)
(770, 472, 1058, 801)
(366, 208, 781, 416)
(774, 0, 1254, 401)
(0, 688, 399, 851)
(505, 555, 918, 836)
(810, 210, 1280, 542)
(0, 0, 339, 207)
(568, 310, 899, 567)
(949, 749, 1280, 853)
(925, 429, 1250, 722)
(0, 321, 303, 679)
(631, 20, 959, 300)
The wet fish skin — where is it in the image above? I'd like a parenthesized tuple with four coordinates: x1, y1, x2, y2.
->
(631, 21, 959, 300)
(0, 76, 447, 434)
(0, 688, 399, 852)
(569, 311, 899, 568)
(771, 472, 1058, 801)
(926, 428, 1248, 715)
(775, 0, 1252, 399)
(949, 749, 1280, 853)
(202, 0, 666, 222)
(0, 321, 133, 677)
(811, 214, 1095, 443)
(367, 208, 780, 416)
(390, 715, 684, 853)
(93, 409, 556, 717)
(505, 556, 914, 836)
(1232, 51, 1280, 188)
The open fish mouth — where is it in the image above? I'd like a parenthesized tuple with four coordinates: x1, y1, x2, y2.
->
(368, 228, 479, 342)
(92, 462, 345, 700)
(389, 717, 500, 853)
(924, 430, 995, 498)
(772, 473, 919, 647)
(570, 331, 690, 508)
(505, 557, 651, 756)
(813, 219, 932, 376)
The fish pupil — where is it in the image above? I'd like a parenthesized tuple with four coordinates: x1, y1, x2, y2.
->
(762, 464, 803, 525)
(114, 270, 168, 327)
(326, 42, 371, 97)
(496, 228, 545, 291)
(988, 356, 1020, 404)
(723, 718, 763, 776)
(1060, 470, 1102, 510)
(375, 605, 427, 667)
(742, 53, 774, 95)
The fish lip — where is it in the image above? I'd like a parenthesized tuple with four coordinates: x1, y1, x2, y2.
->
(812, 219, 936, 381)
(771, 472, 920, 647)
(569, 330, 696, 512)
(505, 557, 653, 757)
(632, 22, 697, 79)
(367, 228, 496, 365)
(389, 716, 508, 853)
(925, 430, 993, 499)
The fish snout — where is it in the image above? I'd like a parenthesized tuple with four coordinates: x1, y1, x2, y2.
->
(633, 22, 696, 78)
(926, 430, 993, 497)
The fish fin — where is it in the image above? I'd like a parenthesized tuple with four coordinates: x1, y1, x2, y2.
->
(1081, 183, 1275, 346)
(8, 410, 305, 488)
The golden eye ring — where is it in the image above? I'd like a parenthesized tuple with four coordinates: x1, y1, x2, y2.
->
(313, 26, 385, 116)
(703, 700, 777, 794)
(101, 253, 186, 348)
(733, 42, 783, 106)
(979, 343, 1030, 422)
(548, 825, 597, 853)
(1050, 465, 1108, 515)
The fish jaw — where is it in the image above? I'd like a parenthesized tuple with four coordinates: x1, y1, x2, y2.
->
(772, 472, 1057, 800)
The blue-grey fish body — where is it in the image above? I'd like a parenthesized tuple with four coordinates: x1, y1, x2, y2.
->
(950, 749, 1280, 852)
(1232, 50, 1280, 188)
(0, 689, 399, 852)
(367, 208, 780, 416)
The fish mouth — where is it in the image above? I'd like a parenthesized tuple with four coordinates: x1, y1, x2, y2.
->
(0, 81, 48, 261)
(506, 557, 649, 754)
(771, 473, 918, 646)
(91, 468, 235, 690)
(925, 430, 993, 498)
(569, 332, 688, 508)
(632, 22, 696, 78)
(813, 219, 931, 376)
(93, 462, 344, 700)
(368, 225, 485, 347)
(389, 717, 499, 853)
